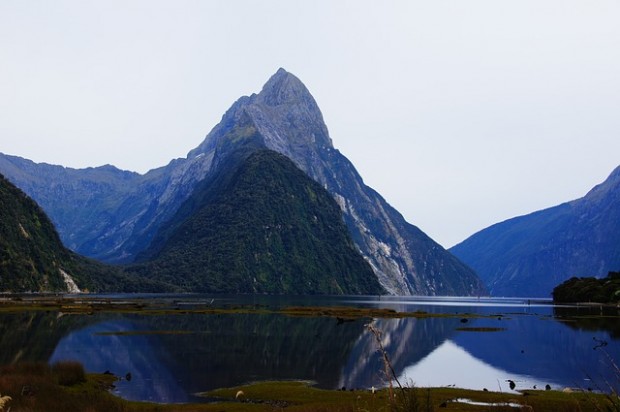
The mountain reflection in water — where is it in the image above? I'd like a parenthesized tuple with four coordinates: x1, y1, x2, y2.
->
(49, 320, 188, 403)
(0, 296, 619, 403)
(49, 312, 368, 403)
(399, 340, 553, 392)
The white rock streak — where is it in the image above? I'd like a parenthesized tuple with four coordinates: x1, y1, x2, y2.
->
(59, 269, 81, 293)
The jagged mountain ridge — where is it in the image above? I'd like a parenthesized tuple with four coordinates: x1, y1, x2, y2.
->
(129, 149, 384, 294)
(450, 165, 620, 297)
(0, 68, 485, 295)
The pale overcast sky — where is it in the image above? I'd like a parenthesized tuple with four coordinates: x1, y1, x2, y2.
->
(1, 1, 619, 248)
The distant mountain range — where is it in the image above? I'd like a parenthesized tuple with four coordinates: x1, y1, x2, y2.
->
(451, 165, 620, 297)
(0, 68, 485, 295)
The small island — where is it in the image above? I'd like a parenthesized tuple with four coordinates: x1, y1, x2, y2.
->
(552, 271, 620, 304)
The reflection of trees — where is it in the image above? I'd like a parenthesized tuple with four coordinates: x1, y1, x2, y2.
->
(0, 310, 370, 399)
(553, 306, 620, 339)
(134, 313, 367, 393)
(0, 312, 94, 364)
(50, 318, 189, 403)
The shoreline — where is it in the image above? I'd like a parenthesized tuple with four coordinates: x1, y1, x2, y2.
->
(0, 366, 616, 412)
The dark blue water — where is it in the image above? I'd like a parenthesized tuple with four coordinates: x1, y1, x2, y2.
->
(1, 295, 618, 403)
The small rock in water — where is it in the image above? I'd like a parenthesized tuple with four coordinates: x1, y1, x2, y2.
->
(460, 318, 468, 323)
(125, 372, 132, 382)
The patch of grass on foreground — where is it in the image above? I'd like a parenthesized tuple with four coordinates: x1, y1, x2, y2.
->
(1, 363, 618, 412)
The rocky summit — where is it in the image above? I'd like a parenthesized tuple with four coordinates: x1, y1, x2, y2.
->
(0, 69, 485, 296)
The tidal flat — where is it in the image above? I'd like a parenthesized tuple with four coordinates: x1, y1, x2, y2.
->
(0, 294, 619, 411)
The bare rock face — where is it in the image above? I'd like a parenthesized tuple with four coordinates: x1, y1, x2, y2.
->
(0, 69, 485, 296)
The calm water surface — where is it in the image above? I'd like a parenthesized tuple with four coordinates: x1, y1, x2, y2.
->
(1, 295, 619, 403)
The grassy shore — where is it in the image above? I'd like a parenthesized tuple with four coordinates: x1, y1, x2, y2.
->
(0, 362, 618, 412)
(0, 295, 491, 321)
(1, 296, 619, 411)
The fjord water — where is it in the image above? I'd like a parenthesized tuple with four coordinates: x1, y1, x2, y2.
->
(2, 295, 619, 403)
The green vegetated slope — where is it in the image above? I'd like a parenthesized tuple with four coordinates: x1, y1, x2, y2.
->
(0, 173, 71, 291)
(0, 173, 172, 293)
(128, 150, 384, 295)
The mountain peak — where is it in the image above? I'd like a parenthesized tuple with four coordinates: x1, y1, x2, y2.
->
(257, 68, 313, 107)
(186, 68, 331, 160)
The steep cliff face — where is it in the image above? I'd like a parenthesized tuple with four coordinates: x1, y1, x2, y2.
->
(451, 166, 620, 297)
(185, 69, 484, 295)
(0, 69, 484, 296)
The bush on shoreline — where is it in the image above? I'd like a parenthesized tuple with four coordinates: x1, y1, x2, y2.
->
(552, 271, 620, 304)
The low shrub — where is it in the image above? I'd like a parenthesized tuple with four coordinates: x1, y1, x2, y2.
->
(51, 360, 86, 386)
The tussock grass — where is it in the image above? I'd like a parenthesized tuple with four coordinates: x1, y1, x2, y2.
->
(51, 360, 86, 386)
(0, 362, 126, 412)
